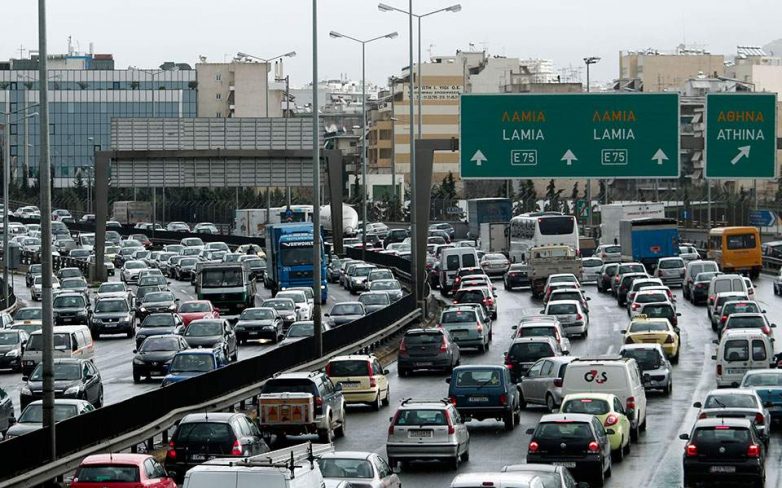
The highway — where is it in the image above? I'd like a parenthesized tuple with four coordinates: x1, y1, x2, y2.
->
(4, 268, 782, 487)
(0, 269, 359, 416)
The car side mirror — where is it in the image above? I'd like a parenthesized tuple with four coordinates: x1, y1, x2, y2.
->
(324, 313, 330, 317)
(772, 324, 777, 328)
(335, 383, 343, 391)
(22, 376, 28, 382)
(539, 309, 545, 314)
(132, 349, 137, 354)
(445, 377, 451, 384)
(606, 428, 616, 435)
(642, 373, 650, 382)
(620, 330, 627, 334)
(586, 297, 592, 301)
(525, 428, 535, 435)
(679, 433, 690, 440)
(383, 369, 390, 375)
(676, 312, 682, 316)
(712, 340, 719, 345)
(711, 355, 717, 360)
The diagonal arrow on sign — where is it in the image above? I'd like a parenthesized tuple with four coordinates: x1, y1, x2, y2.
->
(651, 148, 669, 165)
(730, 145, 751, 165)
(470, 149, 487, 166)
(561, 149, 577, 166)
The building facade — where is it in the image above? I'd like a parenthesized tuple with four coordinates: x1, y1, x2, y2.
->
(617, 47, 725, 92)
(196, 61, 284, 118)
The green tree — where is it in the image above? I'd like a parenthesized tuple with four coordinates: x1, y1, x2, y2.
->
(440, 172, 457, 200)
(570, 182, 580, 201)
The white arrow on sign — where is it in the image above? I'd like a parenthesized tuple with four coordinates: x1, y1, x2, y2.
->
(651, 148, 669, 165)
(470, 149, 487, 166)
(561, 149, 577, 166)
(730, 145, 751, 165)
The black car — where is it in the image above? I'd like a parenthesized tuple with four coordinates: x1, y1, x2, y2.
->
(174, 258, 199, 281)
(25, 264, 42, 288)
(243, 257, 266, 281)
(137, 291, 179, 321)
(397, 328, 460, 376)
(57, 267, 83, 281)
(527, 413, 613, 487)
(135, 284, 168, 308)
(691, 271, 722, 305)
(133, 334, 189, 383)
(261, 298, 298, 329)
(383, 228, 409, 248)
(617, 272, 648, 306)
(0, 387, 13, 438)
(59, 277, 89, 302)
(327, 258, 344, 283)
(596, 263, 619, 293)
(0, 329, 28, 373)
(183, 319, 238, 362)
(234, 307, 283, 344)
(52, 292, 90, 326)
(285, 321, 330, 339)
(504, 263, 530, 290)
(135, 313, 185, 349)
(165, 412, 270, 482)
(680, 418, 766, 487)
(90, 297, 135, 339)
(20, 358, 103, 409)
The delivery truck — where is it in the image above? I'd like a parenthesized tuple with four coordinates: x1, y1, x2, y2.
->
(599, 202, 665, 246)
(619, 217, 680, 268)
(264, 223, 328, 303)
(467, 198, 512, 239)
(479, 222, 510, 254)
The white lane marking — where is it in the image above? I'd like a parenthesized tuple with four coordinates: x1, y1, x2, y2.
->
(606, 344, 615, 355)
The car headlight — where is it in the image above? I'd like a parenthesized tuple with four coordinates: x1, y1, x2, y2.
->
(168, 304, 176, 310)
(140, 307, 147, 312)
(20, 386, 32, 396)
(133, 358, 144, 365)
(5, 349, 19, 357)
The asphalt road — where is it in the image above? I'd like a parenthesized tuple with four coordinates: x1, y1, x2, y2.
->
(0, 270, 359, 416)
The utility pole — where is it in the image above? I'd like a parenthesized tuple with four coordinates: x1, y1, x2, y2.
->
(312, 0, 323, 359)
(583, 56, 600, 235)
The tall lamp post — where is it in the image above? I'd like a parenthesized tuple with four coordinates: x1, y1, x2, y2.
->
(236, 51, 297, 117)
(329, 30, 398, 259)
(583, 56, 600, 233)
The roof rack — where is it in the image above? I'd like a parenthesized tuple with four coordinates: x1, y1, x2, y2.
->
(400, 398, 451, 406)
(573, 355, 625, 362)
(204, 442, 333, 478)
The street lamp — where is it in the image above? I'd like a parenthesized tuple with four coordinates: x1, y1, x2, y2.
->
(236, 51, 297, 117)
(329, 30, 398, 259)
(378, 2, 461, 140)
(583, 56, 600, 232)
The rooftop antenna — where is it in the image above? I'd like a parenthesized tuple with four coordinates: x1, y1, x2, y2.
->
(427, 44, 435, 59)
(17, 44, 25, 59)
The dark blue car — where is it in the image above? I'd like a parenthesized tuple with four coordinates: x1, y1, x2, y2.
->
(446, 365, 521, 431)
(161, 348, 228, 387)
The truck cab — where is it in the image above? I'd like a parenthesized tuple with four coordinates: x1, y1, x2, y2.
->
(265, 224, 328, 303)
(195, 262, 256, 314)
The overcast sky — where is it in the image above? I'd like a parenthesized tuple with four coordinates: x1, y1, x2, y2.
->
(4, 0, 781, 88)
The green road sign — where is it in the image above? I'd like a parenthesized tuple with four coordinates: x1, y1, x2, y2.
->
(705, 93, 777, 179)
(459, 93, 680, 179)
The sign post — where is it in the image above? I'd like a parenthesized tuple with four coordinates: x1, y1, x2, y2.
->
(705, 93, 777, 179)
(460, 93, 680, 179)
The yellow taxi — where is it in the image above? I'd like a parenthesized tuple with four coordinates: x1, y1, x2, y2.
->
(621, 315, 680, 363)
(325, 354, 390, 410)
(559, 393, 632, 460)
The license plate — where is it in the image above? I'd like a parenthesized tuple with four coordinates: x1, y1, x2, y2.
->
(249, 331, 259, 336)
(469, 396, 489, 402)
(711, 466, 736, 473)
(643, 339, 659, 343)
(340, 382, 360, 389)
(24, 360, 34, 366)
(104, 323, 116, 328)
(414, 362, 433, 367)
(190, 454, 207, 462)
(408, 430, 433, 438)
(553, 462, 576, 468)
(727, 369, 747, 375)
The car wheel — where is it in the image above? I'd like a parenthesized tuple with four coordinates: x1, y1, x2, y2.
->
(372, 393, 382, 412)
(335, 413, 346, 438)
(631, 423, 640, 441)
(613, 438, 625, 462)
(399, 368, 409, 378)
(605, 456, 612, 478)
(133, 371, 141, 383)
(545, 394, 556, 412)
(593, 464, 606, 487)
(503, 410, 515, 431)
(478, 342, 486, 353)
(96, 388, 104, 408)
(640, 414, 647, 432)
(318, 426, 334, 443)
(231, 350, 238, 362)
(387, 457, 398, 471)
(382, 387, 390, 406)
(448, 455, 459, 470)
(666, 381, 673, 395)
(623, 437, 631, 455)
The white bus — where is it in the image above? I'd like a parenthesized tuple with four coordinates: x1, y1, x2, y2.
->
(509, 212, 580, 263)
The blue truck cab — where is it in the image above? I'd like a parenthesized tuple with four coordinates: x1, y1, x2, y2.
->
(446, 365, 521, 431)
(264, 223, 328, 303)
(619, 217, 680, 269)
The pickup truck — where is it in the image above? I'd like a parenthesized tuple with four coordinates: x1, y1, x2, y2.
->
(527, 245, 582, 298)
(258, 372, 347, 443)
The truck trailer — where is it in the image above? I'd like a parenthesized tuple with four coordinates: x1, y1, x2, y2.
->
(264, 223, 328, 303)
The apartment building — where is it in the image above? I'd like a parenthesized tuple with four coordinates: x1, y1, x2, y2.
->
(617, 46, 725, 92)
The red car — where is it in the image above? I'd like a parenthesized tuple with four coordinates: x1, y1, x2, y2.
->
(71, 453, 176, 488)
(177, 300, 220, 326)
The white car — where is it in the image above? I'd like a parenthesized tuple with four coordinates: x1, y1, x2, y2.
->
(774, 268, 782, 296)
(744, 277, 756, 301)
(629, 289, 674, 318)
(276, 290, 312, 321)
(121, 260, 148, 284)
(31, 276, 60, 301)
(580, 257, 603, 283)
(678, 244, 700, 263)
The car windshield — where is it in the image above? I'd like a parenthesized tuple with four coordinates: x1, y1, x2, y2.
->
(629, 321, 669, 333)
(140, 337, 181, 352)
(441, 311, 478, 324)
(518, 326, 555, 338)
(360, 294, 388, 306)
(693, 426, 750, 445)
(18, 404, 79, 423)
(547, 303, 577, 315)
(95, 300, 128, 313)
(30, 264, 42, 273)
(355, 267, 373, 277)
(551, 291, 581, 302)
(327, 360, 369, 377)
(14, 308, 42, 320)
(281, 247, 313, 266)
(99, 283, 125, 293)
(455, 369, 500, 387)
(317, 458, 374, 479)
(394, 409, 448, 426)
(139, 277, 166, 287)
(263, 300, 293, 311)
(332, 304, 364, 315)
(659, 259, 684, 269)
(562, 398, 610, 415)
(724, 303, 760, 314)
(603, 246, 621, 253)
(144, 292, 175, 303)
(74, 466, 140, 483)
(185, 322, 222, 337)
(535, 422, 593, 440)
(240, 309, 275, 320)
(704, 394, 757, 409)
(371, 280, 401, 290)
(621, 348, 662, 370)
(31, 362, 81, 381)
(404, 332, 442, 345)
(454, 290, 484, 302)
(696, 272, 720, 282)
(54, 296, 85, 308)
(636, 293, 668, 303)
(583, 258, 602, 267)
(169, 354, 213, 373)
(743, 373, 782, 387)
(642, 305, 674, 318)
(179, 302, 210, 313)
(62, 279, 85, 289)
(0, 332, 20, 345)
(183, 238, 204, 247)
(202, 269, 243, 287)
(141, 315, 176, 327)
(181, 258, 198, 266)
(508, 342, 555, 361)
(287, 323, 314, 337)
(726, 316, 766, 329)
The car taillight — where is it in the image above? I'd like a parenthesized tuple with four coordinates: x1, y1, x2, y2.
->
(553, 378, 563, 387)
(440, 339, 448, 352)
(717, 364, 722, 376)
(315, 397, 323, 407)
(588, 441, 600, 452)
(698, 412, 707, 419)
(576, 314, 583, 321)
(604, 414, 619, 427)
(686, 444, 698, 457)
(166, 441, 176, 460)
(747, 443, 761, 458)
(528, 441, 539, 453)
(369, 363, 377, 388)
(505, 362, 514, 370)
(444, 409, 455, 435)
(453, 300, 458, 304)
(325, 363, 332, 376)
(476, 324, 484, 333)
(720, 315, 727, 324)
(632, 303, 640, 310)
(483, 298, 494, 306)
(625, 336, 634, 344)
(231, 439, 243, 456)
(665, 335, 675, 344)
(708, 295, 715, 304)
(399, 339, 407, 354)
(436, 323, 443, 328)
(755, 413, 765, 424)
(762, 325, 771, 336)
(449, 396, 457, 405)
(499, 394, 507, 406)
(615, 276, 620, 283)
(626, 396, 636, 411)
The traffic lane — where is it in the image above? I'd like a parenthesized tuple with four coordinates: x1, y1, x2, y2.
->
(0, 272, 33, 413)
(335, 275, 775, 488)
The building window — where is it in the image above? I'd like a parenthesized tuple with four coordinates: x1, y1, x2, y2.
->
(112, 81, 120, 90)
(9, 125, 17, 135)
(9, 145, 17, 157)
(49, 124, 55, 135)
(216, 112, 223, 118)
(215, 73, 221, 81)
(8, 82, 17, 90)
(216, 93, 222, 100)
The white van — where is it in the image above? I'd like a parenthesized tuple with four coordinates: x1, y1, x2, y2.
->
(451, 472, 547, 488)
(713, 329, 775, 388)
(707, 274, 748, 310)
(561, 357, 647, 440)
(183, 443, 330, 488)
(439, 247, 480, 295)
(21, 325, 94, 376)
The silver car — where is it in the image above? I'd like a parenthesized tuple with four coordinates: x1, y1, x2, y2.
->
(369, 279, 404, 302)
(693, 389, 771, 443)
(580, 257, 603, 283)
(619, 343, 672, 394)
(317, 451, 400, 488)
(518, 356, 577, 411)
(438, 305, 491, 352)
(386, 398, 470, 470)
(654, 257, 686, 286)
